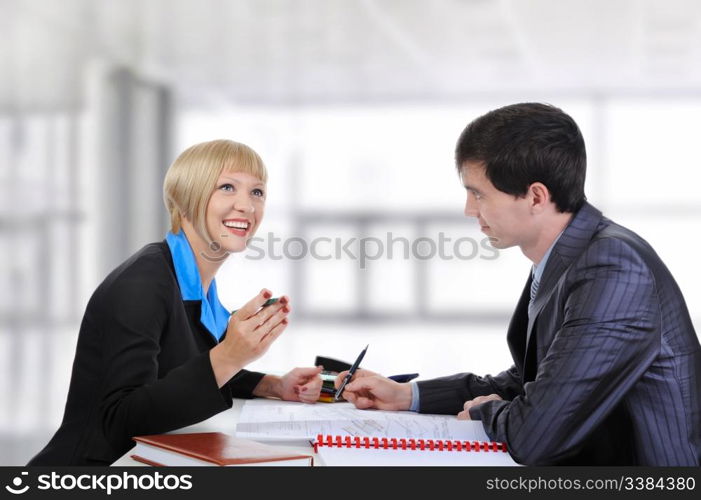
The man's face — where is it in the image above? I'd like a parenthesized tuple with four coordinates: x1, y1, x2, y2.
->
(460, 161, 533, 250)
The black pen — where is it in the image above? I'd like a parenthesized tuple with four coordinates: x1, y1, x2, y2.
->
(334, 344, 368, 401)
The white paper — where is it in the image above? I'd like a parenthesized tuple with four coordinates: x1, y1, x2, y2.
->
(237, 399, 490, 441)
(315, 445, 518, 466)
(235, 399, 519, 466)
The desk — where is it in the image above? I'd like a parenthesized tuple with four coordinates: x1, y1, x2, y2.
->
(111, 398, 317, 466)
(113, 399, 518, 466)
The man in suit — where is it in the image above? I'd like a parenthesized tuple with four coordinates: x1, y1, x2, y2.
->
(338, 103, 701, 465)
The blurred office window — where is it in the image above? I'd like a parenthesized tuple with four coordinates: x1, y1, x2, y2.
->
(3, 0, 701, 471)
(2, 1, 701, 466)
(0, 65, 172, 464)
(0, 112, 83, 459)
(91, 66, 173, 277)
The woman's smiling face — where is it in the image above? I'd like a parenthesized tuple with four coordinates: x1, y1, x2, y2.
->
(205, 171, 266, 255)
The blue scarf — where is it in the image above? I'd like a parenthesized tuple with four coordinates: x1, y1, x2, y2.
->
(165, 230, 230, 341)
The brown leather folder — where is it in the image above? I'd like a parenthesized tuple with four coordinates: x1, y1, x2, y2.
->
(131, 432, 313, 466)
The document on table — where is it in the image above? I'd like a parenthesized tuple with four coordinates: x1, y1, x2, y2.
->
(235, 399, 491, 441)
(235, 399, 519, 466)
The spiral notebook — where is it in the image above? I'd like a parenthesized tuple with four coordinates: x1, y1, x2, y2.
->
(313, 434, 518, 466)
(237, 399, 519, 466)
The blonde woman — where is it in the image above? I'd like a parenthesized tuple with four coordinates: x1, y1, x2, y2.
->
(29, 140, 322, 465)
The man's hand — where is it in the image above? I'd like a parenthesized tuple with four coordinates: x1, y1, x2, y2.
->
(336, 373, 412, 411)
(456, 393, 503, 420)
(333, 368, 380, 389)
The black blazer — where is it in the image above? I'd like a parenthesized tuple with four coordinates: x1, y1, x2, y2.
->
(417, 203, 701, 465)
(28, 241, 266, 465)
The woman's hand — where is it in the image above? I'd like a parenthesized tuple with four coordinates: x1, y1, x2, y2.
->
(209, 289, 290, 388)
(278, 366, 324, 403)
(254, 366, 324, 403)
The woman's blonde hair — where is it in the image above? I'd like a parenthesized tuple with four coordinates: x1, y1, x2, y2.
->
(163, 139, 267, 242)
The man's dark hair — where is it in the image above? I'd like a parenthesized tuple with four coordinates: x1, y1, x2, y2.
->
(455, 102, 587, 213)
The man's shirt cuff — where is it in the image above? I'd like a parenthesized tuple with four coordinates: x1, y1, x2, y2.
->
(409, 382, 420, 412)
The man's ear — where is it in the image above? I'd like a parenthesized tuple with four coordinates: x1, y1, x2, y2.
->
(529, 182, 551, 214)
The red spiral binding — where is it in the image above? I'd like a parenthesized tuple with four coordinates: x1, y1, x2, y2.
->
(314, 434, 508, 453)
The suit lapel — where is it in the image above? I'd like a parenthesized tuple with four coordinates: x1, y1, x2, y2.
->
(525, 202, 604, 351)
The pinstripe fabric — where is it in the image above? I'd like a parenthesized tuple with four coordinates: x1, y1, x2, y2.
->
(417, 202, 701, 465)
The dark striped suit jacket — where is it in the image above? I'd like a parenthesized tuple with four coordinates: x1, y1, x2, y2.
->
(417, 202, 701, 465)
